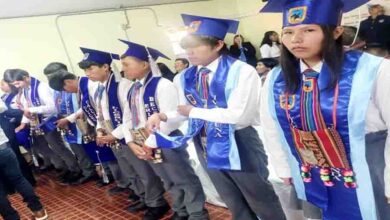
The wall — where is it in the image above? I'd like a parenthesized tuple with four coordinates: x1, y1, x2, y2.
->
(0, 0, 383, 82)
(0, 0, 237, 80)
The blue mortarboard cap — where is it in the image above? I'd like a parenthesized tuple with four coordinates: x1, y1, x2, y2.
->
(181, 14, 239, 40)
(119, 39, 170, 62)
(260, 0, 370, 27)
(79, 47, 119, 65)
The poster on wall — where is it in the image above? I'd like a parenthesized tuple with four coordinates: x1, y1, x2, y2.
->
(343, 0, 390, 26)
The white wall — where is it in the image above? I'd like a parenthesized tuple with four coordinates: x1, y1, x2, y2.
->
(0, 0, 381, 82)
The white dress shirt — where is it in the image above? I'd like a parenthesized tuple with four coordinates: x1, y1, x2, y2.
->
(20, 80, 57, 124)
(95, 76, 132, 140)
(66, 78, 99, 126)
(2, 94, 19, 109)
(260, 58, 390, 194)
(260, 42, 281, 58)
(166, 56, 262, 130)
(123, 74, 182, 144)
(0, 99, 9, 145)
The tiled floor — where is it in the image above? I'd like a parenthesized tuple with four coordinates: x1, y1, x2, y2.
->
(5, 172, 231, 220)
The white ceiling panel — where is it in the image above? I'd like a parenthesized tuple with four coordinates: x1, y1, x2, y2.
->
(0, 0, 209, 19)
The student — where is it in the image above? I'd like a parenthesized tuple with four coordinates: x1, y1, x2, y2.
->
(78, 47, 168, 215)
(174, 58, 190, 74)
(229, 34, 257, 67)
(43, 62, 97, 184)
(260, 31, 281, 58)
(260, 0, 390, 219)
(0, 80, 36, 186)
(47, 65, 122, 189)
(0, 99, 48, 220)
(146, 14, 286, 220)
(120, 40, 209, 220)
(255, 58, 279, 85)
(3, 69, 81, 184)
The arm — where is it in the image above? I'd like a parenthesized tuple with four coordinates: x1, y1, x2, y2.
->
(65, 108, 83, 123)
(259, 71, 291, 178)
(111, 79, 132, 140)
(29, 83, 57, 115)
(373, 60, 390, 199)
(189, 65, 260, 124)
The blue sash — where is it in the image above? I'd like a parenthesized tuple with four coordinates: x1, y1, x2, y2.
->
(127, 72, 161, 121)
(269, 51, 382, 220)
(79, 77, 97, 126)
(27, 77, 57, 132)
(106, 73, 123, 129)
(1, 93, 16, 108)
(154, 56, 243, 170)
(78, 78, 116, 162)
(54, 91, 82, 144)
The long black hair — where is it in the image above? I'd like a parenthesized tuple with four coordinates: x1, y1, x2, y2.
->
(280, 25, 344, 93)
(261, 31, 280, 47)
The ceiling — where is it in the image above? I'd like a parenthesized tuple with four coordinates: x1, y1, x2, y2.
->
(0, 0, 209, 19)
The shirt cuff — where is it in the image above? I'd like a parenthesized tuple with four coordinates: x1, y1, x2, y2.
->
(111, 126, 124, 140)
(144, 134, 158, 148)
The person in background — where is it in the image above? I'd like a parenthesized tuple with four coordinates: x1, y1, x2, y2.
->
(256, 58, 279, 85)
(157, 62, 175, 82)
(359, 4, 390, 50)
(174, 58, 189, 74)
(229, 34, 257, 67)
(259, 31, 281, 58)
(0, 98, 48, 220)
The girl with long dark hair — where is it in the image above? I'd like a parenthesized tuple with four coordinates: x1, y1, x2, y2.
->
(260, 0, 390, 219)
(260, 31, 281, 58)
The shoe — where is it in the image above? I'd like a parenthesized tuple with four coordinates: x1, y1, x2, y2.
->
(66, 172, 83, 184)
(108, 186, 127, 195)
(32, 209, 48, 220)
(126, 201, 147, 213)
(128, 193, 140, 203)
(72, 173, 99, 185)
(170, 212, 189, 220)
(95, 179, 111, 187)
(143, 204, 170, 220)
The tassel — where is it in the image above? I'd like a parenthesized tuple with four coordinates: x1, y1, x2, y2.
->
(342, 169, 357, 188)
(301, 165, 312, 183)
(145, 46, 162, 77)
(320, 167, 335, 187)
(96, 150, 109, 183)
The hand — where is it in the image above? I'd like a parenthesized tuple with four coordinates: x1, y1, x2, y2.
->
(23, 109, 32, 119)
(76, 112, 83, 120)
(146, 113, 166, 133)
(55, 118, 69, 129)
(280, 177, 293, 185)
(101, 134, 117, 145)
(96, 131, 105, 146)
(177, 105, 193, 117)
(15, 123, 26, 132)
(142, 145, 154, 160)
(128, 142, 149, 160)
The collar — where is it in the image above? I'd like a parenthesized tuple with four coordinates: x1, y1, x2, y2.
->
(197, 56, 221, 73)
(299, 59, 323, 73)
(137, 71, 152, 86)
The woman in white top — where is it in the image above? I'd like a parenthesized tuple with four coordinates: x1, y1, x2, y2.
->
(259, 31, 281, 58)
